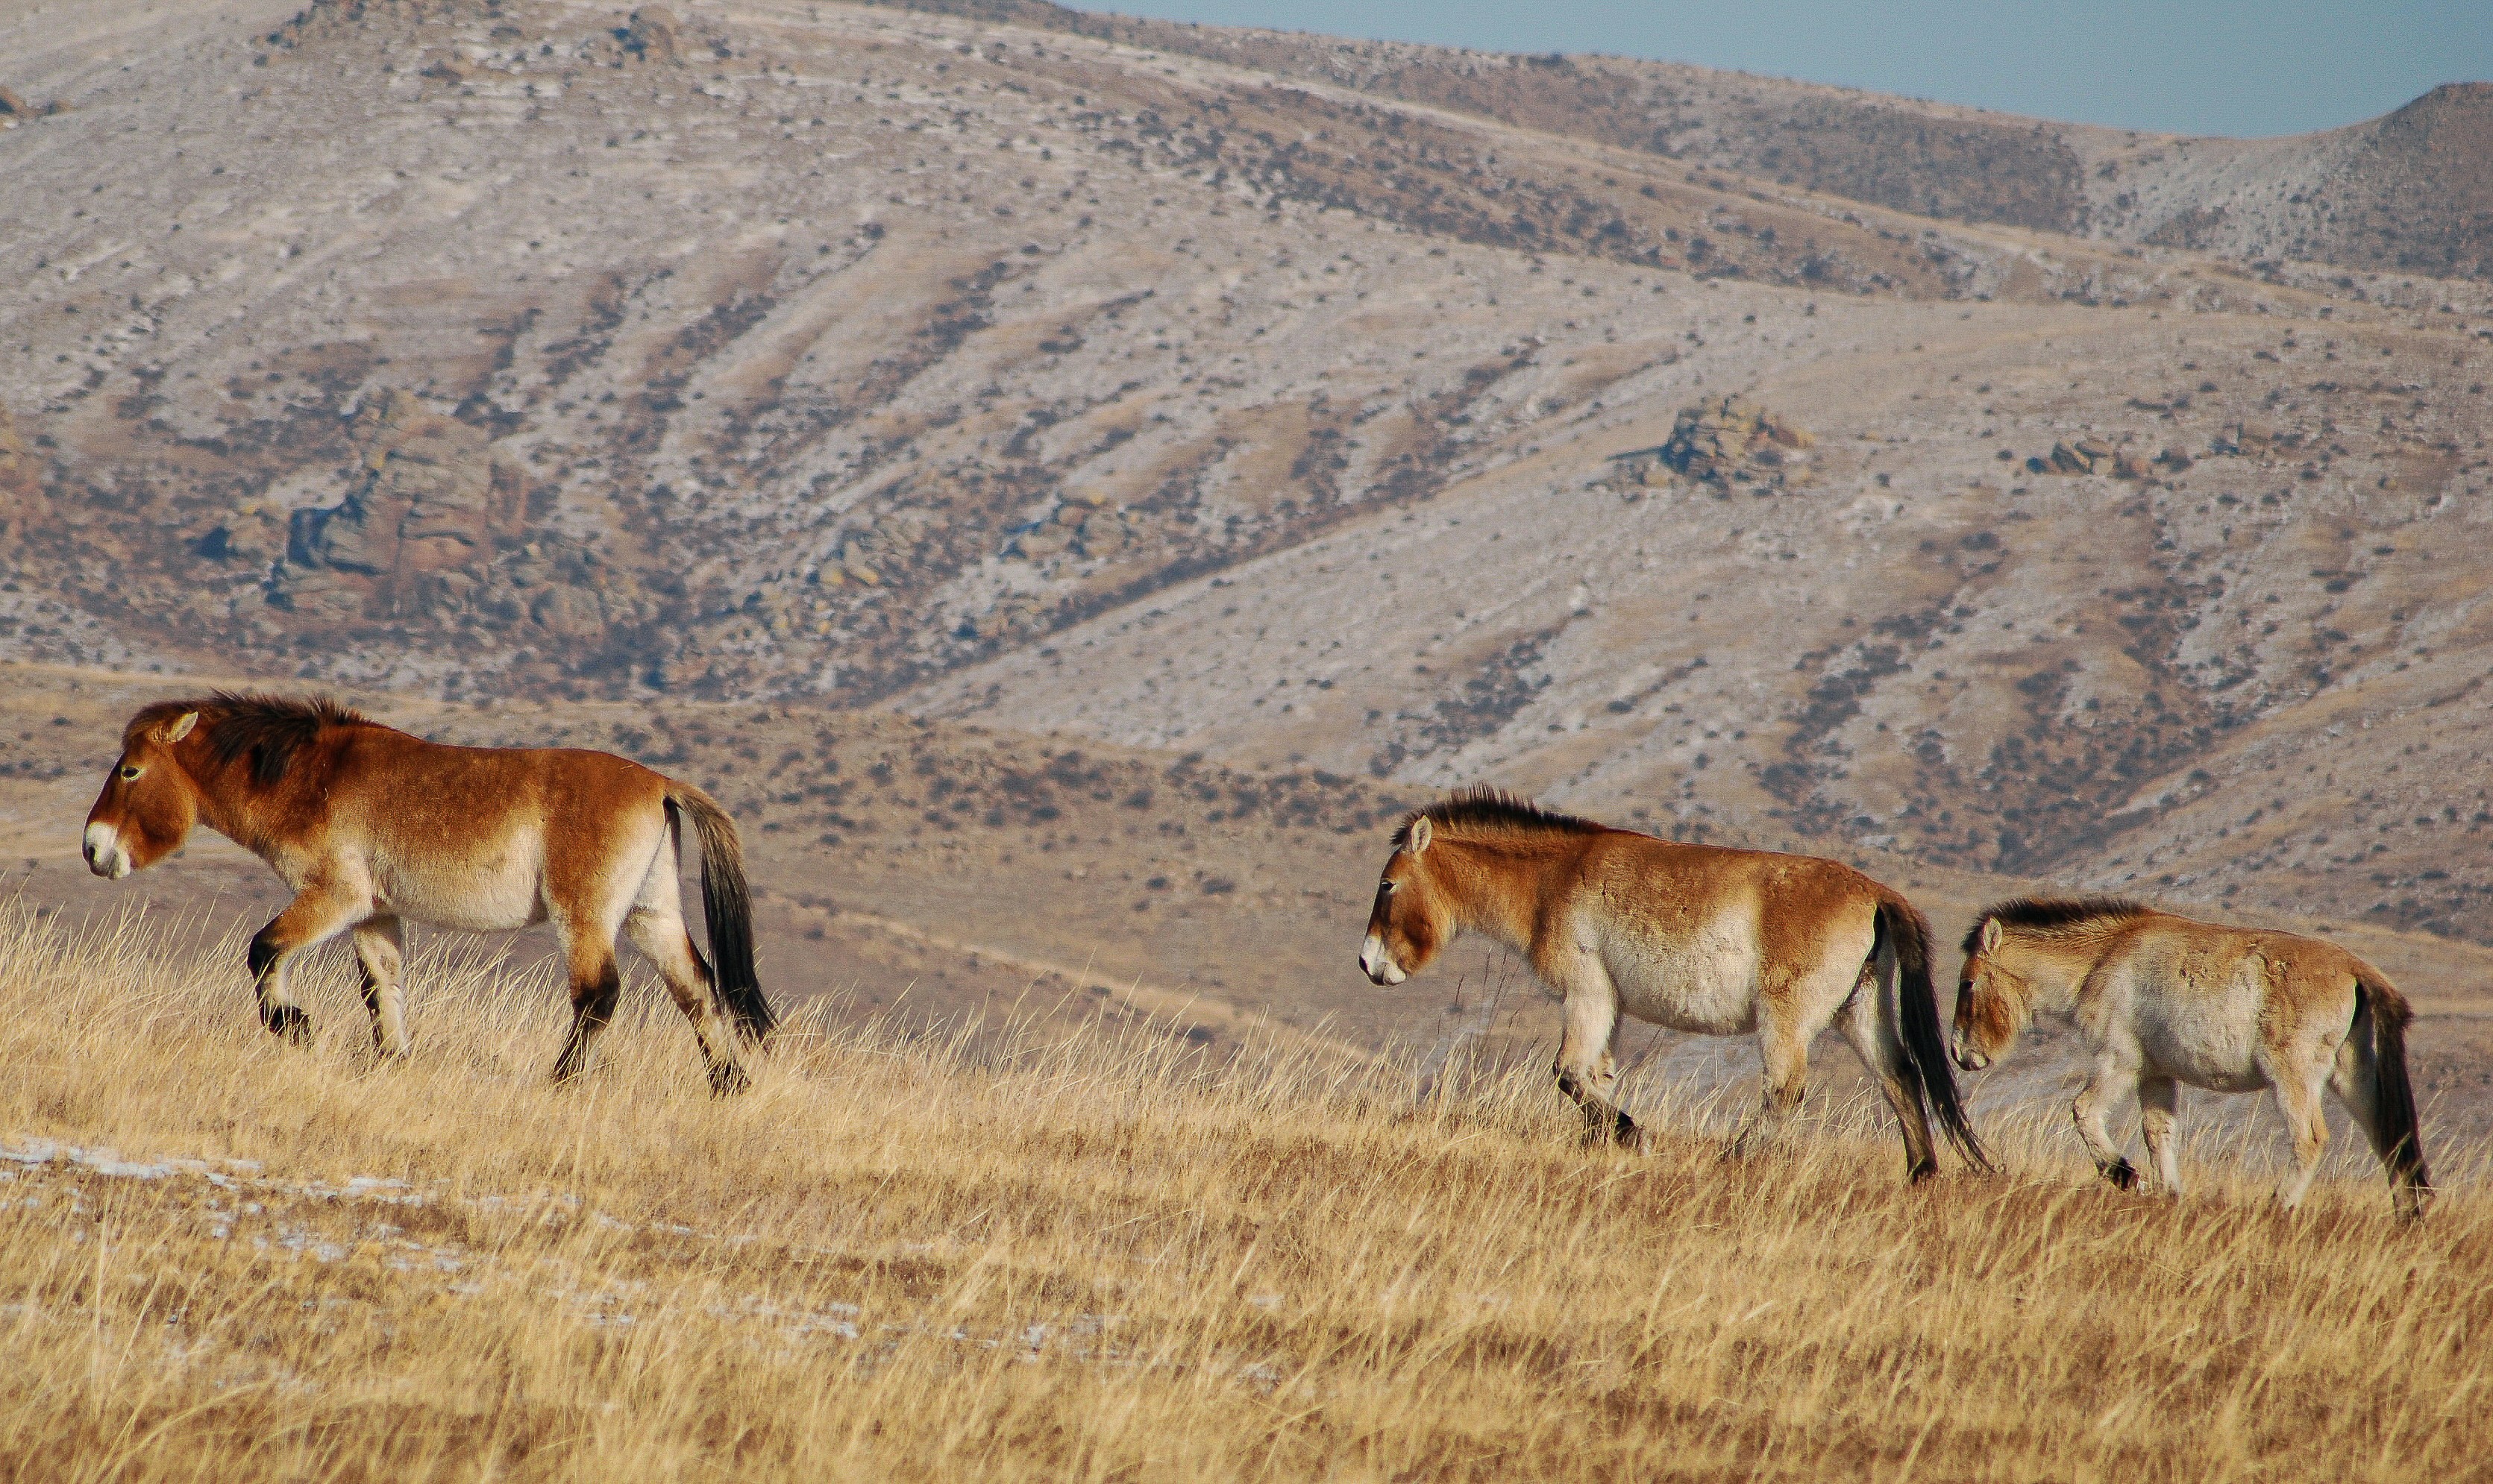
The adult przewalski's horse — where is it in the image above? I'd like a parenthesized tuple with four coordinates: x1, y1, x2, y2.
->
(83, 694, 776, 1092)
(1953, 897, 2430, 1216)
(1360, 790, 1986, 1180)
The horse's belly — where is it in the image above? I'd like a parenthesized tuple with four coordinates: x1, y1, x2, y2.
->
(374, 857, 544, 933)
(2135, 1016, 2267, 1092)
(1610, 943, 1757, 1036)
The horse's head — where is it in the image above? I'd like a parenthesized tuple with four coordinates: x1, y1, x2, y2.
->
(1359, 815, 1455, 986)
(1951, 916, 2029, 1072)
(84, 708, 202, 879)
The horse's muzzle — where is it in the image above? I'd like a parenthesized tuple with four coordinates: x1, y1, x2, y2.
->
(1358, 934, 1406, 987)
(1951, 1040, 1989, 1073)
(82, 823, 130, 880)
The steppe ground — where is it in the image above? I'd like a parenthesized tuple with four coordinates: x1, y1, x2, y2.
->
(3, 897, 2488, 1483)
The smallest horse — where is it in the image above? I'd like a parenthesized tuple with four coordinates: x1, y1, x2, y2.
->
(1952, 897, 2429, 1217)
(84, 694, 775, 1092)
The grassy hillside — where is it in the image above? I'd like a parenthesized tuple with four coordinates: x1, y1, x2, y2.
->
(1, 900, 2484, 1480)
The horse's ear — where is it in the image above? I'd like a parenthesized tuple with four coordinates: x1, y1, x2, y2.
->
(1407, 817, 1432, 855)
(162, 711, 199, 744)
(1978, 918, 2001, 955)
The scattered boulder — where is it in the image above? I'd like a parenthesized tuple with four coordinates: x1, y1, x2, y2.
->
(1610, 395, 1814, 495)
(0, 400, 41, 542)
(617, 6, 682, 64)
(0, 87, 68, 122)
(0, 400, 37, 505)
(1003, 500, 1143, 562)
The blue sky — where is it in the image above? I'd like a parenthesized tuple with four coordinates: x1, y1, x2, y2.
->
(1070, 1, 2493, 139)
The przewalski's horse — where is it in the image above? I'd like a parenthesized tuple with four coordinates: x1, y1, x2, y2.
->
(83, 694, 776, 1092)
(1951, 897, 2429, 1217)
(1360, 790, 1986, 1180)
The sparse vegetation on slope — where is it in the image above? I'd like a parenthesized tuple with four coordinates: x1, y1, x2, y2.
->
(2, 899, 2486, 1480)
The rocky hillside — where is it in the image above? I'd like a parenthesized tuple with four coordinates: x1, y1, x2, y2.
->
(6, 0, 2493, 951)
(927, 2, 2493, 284)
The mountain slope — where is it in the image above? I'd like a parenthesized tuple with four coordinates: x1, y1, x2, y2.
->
(932, 3, 2493, 284)
(4, 0, 2493, 952)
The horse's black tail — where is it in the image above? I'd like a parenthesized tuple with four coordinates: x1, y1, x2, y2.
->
(1880, 895, 1991, 1173)
(2355, 972, 2430, 1210)
(666, 786, 776, 1045)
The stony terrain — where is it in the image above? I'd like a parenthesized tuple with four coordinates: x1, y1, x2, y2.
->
(940, 2, 2493, 282)
(4, 1, 2493, 1084)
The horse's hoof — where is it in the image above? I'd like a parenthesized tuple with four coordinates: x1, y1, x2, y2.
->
(265, 1006, 313, 1046)
(709, 1063, 752, 1098)
(1907, 1158, 1940, 1186)
(2104, 1159, 2139, 1191)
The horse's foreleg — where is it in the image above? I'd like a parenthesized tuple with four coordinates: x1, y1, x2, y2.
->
(551, 933, 623, 1085)
(247, 881, 369, 1046)
(351, 915, 410, 1059)
(2071, 1059, 2140, 1189)
(626, 906, 747, 1096)
(2137, 1074, 2183, 1196)
(1550, 961, 1637, 1148)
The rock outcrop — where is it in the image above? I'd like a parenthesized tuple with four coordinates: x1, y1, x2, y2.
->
(1611, 396, 1814, 494)
(273, 391, 520, 620)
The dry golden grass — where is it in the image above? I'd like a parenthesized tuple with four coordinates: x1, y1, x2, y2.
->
(0, 899, 2486, 1482)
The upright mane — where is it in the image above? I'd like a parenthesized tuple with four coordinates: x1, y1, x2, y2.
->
(1964, 895, 2152, 953)
(1393, 787, 1611, 849)
(129, 692, 369, 787)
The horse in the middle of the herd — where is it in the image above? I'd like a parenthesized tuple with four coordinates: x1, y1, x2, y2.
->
(1359, 788, 1986, 1180)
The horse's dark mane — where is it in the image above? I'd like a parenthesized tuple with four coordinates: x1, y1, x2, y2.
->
(130, 693, 369, 788)
(1393, 787, 1611, 849)
(1964, 895, 2153, 953)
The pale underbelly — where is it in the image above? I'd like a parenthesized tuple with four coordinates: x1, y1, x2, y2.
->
(1611, 958, 1758, 1037)
(2130, 1019, 2271, 1093)
(373, 865, 546, 934)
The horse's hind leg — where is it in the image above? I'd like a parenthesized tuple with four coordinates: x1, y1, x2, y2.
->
(550, 928, 624, 1085)
(625, 903, 747, 1096)
(2268, 1054, 2331, 1210)
(2326, 1024, 2422, 1216)
(2137, 1074, 2183, 1196)
(1731, 1012, 1811, 1161)
(351, 915, 410, 1058)
(246, 878, 371, 1046)
(1835, 962, 1938, 1182)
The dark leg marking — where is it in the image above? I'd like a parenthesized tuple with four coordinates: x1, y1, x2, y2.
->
(265, 1004, 312, 1045)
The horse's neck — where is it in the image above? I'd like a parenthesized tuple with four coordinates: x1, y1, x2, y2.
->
(1436, 837, 1564, 951)
(183, 747, 298, 861)
(2004, 936, 2097, 1016)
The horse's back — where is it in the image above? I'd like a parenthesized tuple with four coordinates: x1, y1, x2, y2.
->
(1581, 834, 1887, 1032)
(2104, 917, 2367, 1088)
(333, 732, 675, 931)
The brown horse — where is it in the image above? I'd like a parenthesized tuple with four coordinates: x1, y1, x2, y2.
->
(84, 694, 774, 1092)
(1361, 790, 1985, 1180)
(1952, 897, 2429, 1216)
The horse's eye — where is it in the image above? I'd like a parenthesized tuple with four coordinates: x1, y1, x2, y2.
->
(1380, 879, 1396, 894)
(118, 765, 139, 780)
